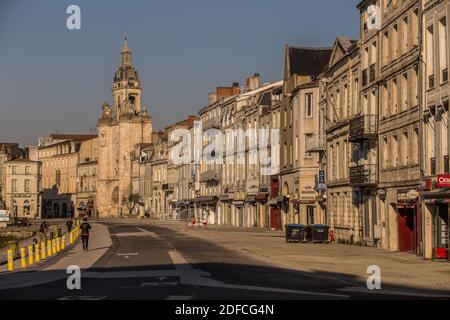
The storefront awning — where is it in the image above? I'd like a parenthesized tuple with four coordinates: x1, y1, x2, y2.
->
(232, 200, 245, 206)
(192, 196, 218, 204)
(219, 195, 234, 201)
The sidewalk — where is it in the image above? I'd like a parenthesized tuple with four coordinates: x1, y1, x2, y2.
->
(0, 223, 112, 290)
(152, 220, 450, 293)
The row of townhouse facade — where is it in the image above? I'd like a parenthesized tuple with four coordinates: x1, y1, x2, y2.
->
(0, 134, 99, 219)
(312, 0, 449, 260)
(110, 0, 449, 260)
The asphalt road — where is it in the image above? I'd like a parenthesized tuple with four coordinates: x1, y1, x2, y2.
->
(0, 222, 438, 300)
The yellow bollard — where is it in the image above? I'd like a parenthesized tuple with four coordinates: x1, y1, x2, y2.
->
(52, 239, 57, 255)
(28, 246, 34, 265)
(56, 237, 61, 252)
(20, 248, 26, 268)
(7, 249, 14, 271)
(35, 244, 40, 263)
(69, 231, 73, 244)
(41, 242, 46, 260)
(61, 235, 66, 250)
(47, 240, 52, 257)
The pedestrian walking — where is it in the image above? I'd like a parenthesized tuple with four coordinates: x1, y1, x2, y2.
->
(66, 217, 74, 233)
(39, 220, 49, 241)
(80, 217, 91, 251)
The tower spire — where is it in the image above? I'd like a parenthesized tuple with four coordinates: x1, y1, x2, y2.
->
(121, 32, 132, 65)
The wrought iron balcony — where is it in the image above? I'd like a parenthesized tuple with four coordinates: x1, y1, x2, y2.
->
(305, 135, 326, 153)
(348, 114, 377, 142)
(349, 164, 377, 186)
(200, 171, 220, 183)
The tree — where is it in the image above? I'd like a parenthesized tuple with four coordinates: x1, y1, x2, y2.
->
(121, 193, 142, 216)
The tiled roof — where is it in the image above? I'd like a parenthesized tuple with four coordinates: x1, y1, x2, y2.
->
(288, 47, 333, 77)
(50, 134, 98, 142)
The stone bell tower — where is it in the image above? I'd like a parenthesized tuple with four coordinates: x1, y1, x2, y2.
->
(97, 34, 153, 217)
(112, 33, 144, 118)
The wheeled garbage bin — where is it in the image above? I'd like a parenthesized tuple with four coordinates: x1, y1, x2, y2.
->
(305, 224, 330, 243)
(285, 224, 306, 243)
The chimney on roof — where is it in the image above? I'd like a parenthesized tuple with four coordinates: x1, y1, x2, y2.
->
(246, 73, 260, 91)
(231, 82, 240, 95)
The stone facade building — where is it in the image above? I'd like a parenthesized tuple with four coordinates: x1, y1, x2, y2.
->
(4, 158, 42, 219)
(38, 133, 97, 218)
(375, 0, 422, 252)
(97, 36, 153, 217)
(195, 84, 239, 224)
(280, 46, 332, 229)
(421, 0, 450, 260)
(150, 134, 168, 219)
(0, 143, 23, 210)
(76, 136, 98, 217)
(320, 37, 361, 244)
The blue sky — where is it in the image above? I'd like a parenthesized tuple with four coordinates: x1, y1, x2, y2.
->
(0, 0, 360, 145)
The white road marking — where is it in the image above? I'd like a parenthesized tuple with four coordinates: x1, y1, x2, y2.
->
(338, 286, 450, 298)
(136, 227, 160, 238)
(117, 253, 139, 259)
(167, 250, 349, 299)
(113, 228, 160, 238)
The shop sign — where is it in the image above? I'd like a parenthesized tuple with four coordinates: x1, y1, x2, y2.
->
(437, 174, 450, 188)
(398, 189, 419, 202)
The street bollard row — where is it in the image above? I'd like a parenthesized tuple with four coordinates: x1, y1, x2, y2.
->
(6, 221, 82, 272)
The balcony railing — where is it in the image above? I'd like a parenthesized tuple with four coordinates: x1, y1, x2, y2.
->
(202, 118, 220, 131)
(162, 183, 174, 191)
(200, 171, 220, 183)
(349, 164, 377, 186)
(305, 135, 326, 153)
(348, 114, 377, 141)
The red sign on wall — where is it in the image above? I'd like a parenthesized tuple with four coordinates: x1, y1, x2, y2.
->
(437, 174, 450, 188)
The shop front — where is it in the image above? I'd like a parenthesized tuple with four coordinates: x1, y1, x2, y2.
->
(396, 189, 421, 254)
(245, 195, 257, 227)
(192, 196, 218, 224)
(256, 192, 269, 228)
(421, 175, 450, 260)
(218, 194, 233, 226)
